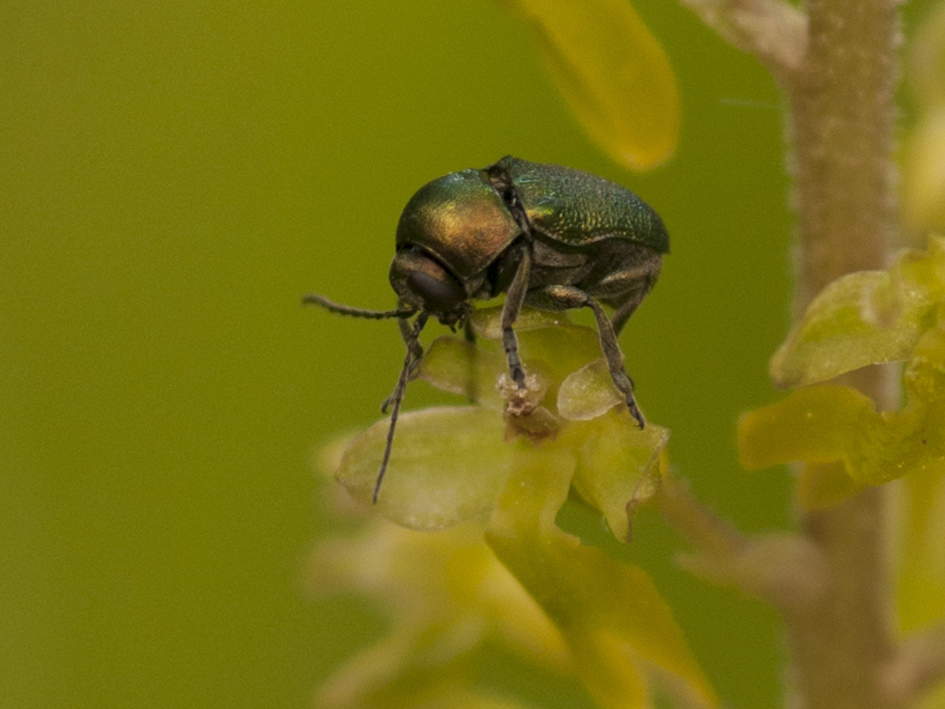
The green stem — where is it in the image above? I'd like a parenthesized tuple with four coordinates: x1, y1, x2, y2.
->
(682, 0, 905, 706)
(787, 1, 900, 312)
(783, 1, 901, 708)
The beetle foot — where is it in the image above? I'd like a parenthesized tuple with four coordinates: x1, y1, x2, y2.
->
(497, 370, 546, 417)
(626, 396, 645, 429)
(509, 362, 527, 390)
(506, 393, 538, 418)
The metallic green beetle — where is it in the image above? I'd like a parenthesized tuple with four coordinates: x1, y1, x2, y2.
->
(305, 155, 669, 501)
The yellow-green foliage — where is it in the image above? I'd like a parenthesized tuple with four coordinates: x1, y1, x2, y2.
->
(742, 237, 945, 494)
(314, 1, 945, 707)
(322, 309, 714, 709)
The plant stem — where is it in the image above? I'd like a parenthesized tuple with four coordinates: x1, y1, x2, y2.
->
(782, 1, 901, 708)
(787, 1, 900, 312)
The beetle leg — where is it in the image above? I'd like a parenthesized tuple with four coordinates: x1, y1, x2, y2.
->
(381, 306, 425, 413)
(591, 261, 660, 336)
(610, 295, 645, 338)
(526, 285, 645, 429)
(590, 257, 662, 335)
(499, 242, 533, 390)
(462, 310, 480, 403)
(375, 311, 430, 502)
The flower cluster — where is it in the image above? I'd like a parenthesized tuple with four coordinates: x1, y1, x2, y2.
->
(312, 308, 716, 708)
(739, 237, 945, 634)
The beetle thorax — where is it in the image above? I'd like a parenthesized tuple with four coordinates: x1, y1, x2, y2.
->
(395, 169, 522, 281)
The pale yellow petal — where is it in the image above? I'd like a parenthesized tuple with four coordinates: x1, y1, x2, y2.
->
(501, 0, 679, 169)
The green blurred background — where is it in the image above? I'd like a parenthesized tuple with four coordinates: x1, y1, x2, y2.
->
(5, 1, 921, 707)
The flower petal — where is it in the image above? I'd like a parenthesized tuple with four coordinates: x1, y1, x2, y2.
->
(557, 357, 623, 420)
(419, 336, 507, 410)
(336, 407, 514, 530)
(770, 238, 945, 387)
(500, 0, 679, 169)
(739, 379, 945, 488)
(486, 448, 717, 708)
(796, 461, 865, 511)
(568, 410, 669, 542)
(738, 385, 876, 470)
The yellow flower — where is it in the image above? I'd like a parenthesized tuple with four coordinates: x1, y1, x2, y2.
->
(315, 309, 717, 708)
(498, 0, 679, 170)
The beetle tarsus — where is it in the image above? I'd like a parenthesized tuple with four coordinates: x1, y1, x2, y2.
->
(626, 396, 646, 429)
(503, 335, 527, 390)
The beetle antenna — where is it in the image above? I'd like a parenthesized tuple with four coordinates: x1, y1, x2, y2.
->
(302, 293, 416, 320)
(374, 311, 429, 503)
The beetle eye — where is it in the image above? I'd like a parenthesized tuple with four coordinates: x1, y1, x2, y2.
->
(407, 268, 465, 313)
(390, 249, 466, 314)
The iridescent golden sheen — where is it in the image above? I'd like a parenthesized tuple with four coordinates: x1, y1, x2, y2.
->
(396, 168, 520, 278)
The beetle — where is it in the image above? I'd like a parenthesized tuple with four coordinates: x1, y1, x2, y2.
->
(304, 155, 669, 501)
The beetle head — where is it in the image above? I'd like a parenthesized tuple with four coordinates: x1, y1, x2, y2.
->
(389, 247, 467, 326)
